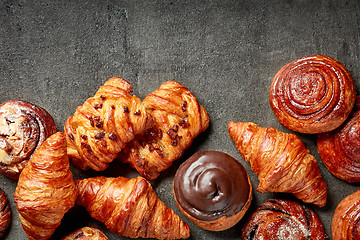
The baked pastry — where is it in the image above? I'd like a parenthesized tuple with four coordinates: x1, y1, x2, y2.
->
(242, 198, 326, 239)
(14, 132, 78, 240)
(76, 176, 190, 240)
(61, 227, 109, 240)
(118, 81, 210, 180)
(64, 77, 152, 171)
(0, 99, 56, 179)
(317, 96, 360, 183)
(173, 150, 252, 231)
(332, 189, 360, 240)
(0, 188, 11, 237)
(228, 121, 327, 207)
(269, 55, 356, 134)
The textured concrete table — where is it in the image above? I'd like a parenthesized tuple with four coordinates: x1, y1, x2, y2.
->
(1, 0, 360, 239)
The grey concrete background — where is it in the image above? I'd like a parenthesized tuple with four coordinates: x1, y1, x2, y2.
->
(1, 0, 360, 239)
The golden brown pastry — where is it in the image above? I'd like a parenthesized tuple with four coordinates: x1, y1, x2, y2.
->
(173, 151, 252, 231)
(118, 81, 209, 180)
(0, 99, 56, 179)
(242, 198, 326, 239)
(332, 189, 360, 240)
(14, 132, 78, 240)
(64, 77, 152, 171)
(0, 188, 11, 237)
(317, 96, 360, 183)
(76, 176, 190, 240)
(269, 55, 356, 134)
(61, 227, 109, 240)
(228, 121, 327, 207)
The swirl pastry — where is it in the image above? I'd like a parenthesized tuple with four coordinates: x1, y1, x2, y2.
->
(64, 77, 152, 171)
(76, 176, 190, 240)
(173, 151, 252, 231)
(0, 188, 11, 237)
(269, 55, 356, 134)
(317, 96, 360, 183)
(332, 189, 360, 240)
(0, 99, 56, 179)
(62, 227, 109, 240)
(242, 198, 326, 239)
(228, 121, 327, 207)
(14, 132, 78, 240)
(118, 81, 210, 180)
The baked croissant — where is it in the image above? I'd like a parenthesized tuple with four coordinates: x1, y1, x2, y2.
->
(64, 77, 152, 171)
(228, 121, 327, 207)
(269, 55, 356, 134)
(332, 189, 360, 240)
(0, 99, 56, 179)
(0, 188, 11, 237)
(242, 198, 326, 239)
(75, 176, 190, 240)
(61, 227, 109, 240)
(317, 96, 360, 183)
(14, 132, 78, 240)
(118, 81, 209, 180)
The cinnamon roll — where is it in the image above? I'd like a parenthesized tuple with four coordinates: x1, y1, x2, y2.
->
(62, 227, 109, 240)
(0, 99, 56, 179)
(269, 55, 356, 134)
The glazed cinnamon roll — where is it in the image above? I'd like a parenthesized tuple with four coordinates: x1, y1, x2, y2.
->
(242, 198, 326, 240)
(62, 227, 109, 240)
(317, 96, 360, 182)
(0, 188, 11, 237)
(0, 99, 56, 179)
(332, 189, 360, 240)
(269, 55, 356, 134)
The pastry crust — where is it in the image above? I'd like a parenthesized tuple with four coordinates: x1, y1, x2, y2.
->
(269, 55, 356, 134)
(61, 227, 109, 240)
(64, 77, 152, 171)
(0, 188, 11, 237)
(14, 132, 78, 240)
(0, 99, 56, 179)
(228, 121, 327, 207)
(76, 176, 190, 240)
(118, 81, 209, 180)
(242, 198, 326, 239)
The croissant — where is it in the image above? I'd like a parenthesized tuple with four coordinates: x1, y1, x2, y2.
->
(242, 198, 326, 239)
(228, 121, 327, 207)
(118, 81, 209, 180)
(61, 227, 109, 240)
(269, 55, 356, 134)
(14, 132, 78, 240)
(0, 188, 11, 237)
(75, 176, 190, 240)
(64, 77, 152, 171)
(317, 96, 360, 183)
(332, 189, 360, 240)
(0, 99, 56, 179)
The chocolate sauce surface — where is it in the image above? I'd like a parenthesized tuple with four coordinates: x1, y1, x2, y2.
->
(173, 150, 250, 221)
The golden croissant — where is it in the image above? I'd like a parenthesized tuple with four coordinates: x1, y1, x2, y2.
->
(228, 121, 327, 207)
(76, 176, 190, 240)
(14, 132, 78, 240)
(118, 81, 209, 180)
(64, 77, 152, 171)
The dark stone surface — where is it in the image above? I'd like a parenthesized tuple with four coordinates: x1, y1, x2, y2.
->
(1, 0, 360, 239)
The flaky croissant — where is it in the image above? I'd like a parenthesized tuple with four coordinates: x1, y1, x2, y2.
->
(64, 77, 152, 171)
(228, 121, 327, 207)
(14, 132, 78, 240)
(118, 81, 209, 180)
(76, 176, 190, 240)
(61, 227, 109, 240)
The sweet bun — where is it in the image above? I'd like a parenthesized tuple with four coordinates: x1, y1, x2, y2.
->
(173, 150, 252, 231)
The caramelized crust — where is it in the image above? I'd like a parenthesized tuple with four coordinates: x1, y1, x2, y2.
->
(64, 77, 152, 171)
(317, 96, 360, 183)
(269, 55, 356, 134)
(62, 227, 108, 240)
(0, 99, 56, 179)
(0, 188, 11, 237)
(242, 199, 326, 239)
(228, 121, 327, 207)
(14, 132, 78, 240)
(118, 81, 209, 180)
(76, 176, 190, 240)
